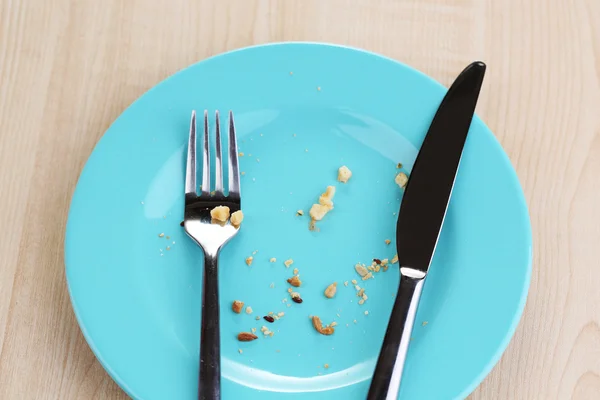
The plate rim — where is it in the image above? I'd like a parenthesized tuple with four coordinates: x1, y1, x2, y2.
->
(65, 41, 533, 400)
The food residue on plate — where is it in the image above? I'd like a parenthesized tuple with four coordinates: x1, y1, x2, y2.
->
(337, 166, 352, 183)
(232, 300, 244, 314)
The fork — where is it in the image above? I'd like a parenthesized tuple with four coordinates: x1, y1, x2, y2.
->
(183, 110, 241, 400)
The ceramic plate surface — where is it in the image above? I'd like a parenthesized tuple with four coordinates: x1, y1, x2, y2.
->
(66, 43, 532, 400)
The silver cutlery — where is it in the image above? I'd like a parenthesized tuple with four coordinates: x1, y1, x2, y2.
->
(368, 62, 487, 399)
(183, 110, 241, 400)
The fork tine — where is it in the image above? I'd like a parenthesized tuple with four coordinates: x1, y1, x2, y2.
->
(201, 110, 210, 196)
(185, 110, 197, 197)
(228, 111, 240, 198)
(214, 110, 224, 194)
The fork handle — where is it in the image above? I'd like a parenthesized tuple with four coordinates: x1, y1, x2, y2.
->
(198, 252, 221, 400)
(367, 271, 425, 399)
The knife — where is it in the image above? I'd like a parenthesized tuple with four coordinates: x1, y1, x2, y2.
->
(367, 61, 486, 400)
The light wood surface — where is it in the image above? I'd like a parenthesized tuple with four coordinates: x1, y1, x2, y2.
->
(1, 0, 599, 398)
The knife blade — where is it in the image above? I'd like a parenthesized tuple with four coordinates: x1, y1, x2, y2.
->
(367, 61, 486, 400)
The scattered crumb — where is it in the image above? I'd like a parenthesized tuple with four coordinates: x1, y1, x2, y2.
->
(324, 363, 329, 369)
(158, 233, 165, 238)
(391, 254, 399, 264)
(364, 311, 369, 316)
(309, 186, 336, 227)
(395, 172, 409, 189)
(353, 319, 357, 324)
(238, 349, 243, 354)
(251, 327, 256, 333)
(309, 204, 330, 221)
(287, 275, 302, 287)
(317, 86, 321, 91)
(269, 282, 275, 288)
(324, 282, 337, 299)
(277, 312, 285, 317)
(230, 210, 244, 227)
(245, 256, 253, 266)
(337, 166, 352, 183)
(255, 316, 261, 320)
(210, 206, 230, 222)
(232, 300, 244, 314)
(270, 258, 277, 263)
(245, 306, 253, 314)
(252, 250, 258, 255)
(166, 246, 171, 251)
(296, 210, 304, 216)
(312, 316, 335, 335)
(344, 281, 349, 287)
(330, 322, 338, 327)
(290, 71, 293, 75)
(284, 259, 294, 268)
(385, 239, 391, 245)
(422, 321, 428, 327)
(362, 272, 373, 281)
(239, 152, 244, 157)
(351, 279, 358, 285)
(397, 162, 403, 169)
(358, 299, 365, 305)
(355, 264, 369, 277)
(293, 268, 299, 275)
(241, 171, 246, 175)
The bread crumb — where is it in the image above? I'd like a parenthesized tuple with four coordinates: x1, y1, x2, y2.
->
(238, 349, 243, 354)
(391, 254, 399, 264)
(351, 279, 358, 285)
(245, 306, 253, 314)
(312, 316, 335, 335)
(269, 282, 275, 288)
(210, 206, 230, 222)
(230, 210, 244, 227)
(255, 316, 261, 320)
(270, 257, 277, 263)
(337, 166, 352, 183)
(309, 204, 330, 221)
(324, 282, 337, 298)
(245, 256, 253, 266)
(385, 239, 391, 245)
(355, 264, 369, 277)
(395, 172, 409, 189)
(284, 259, 294, 268)
(422, 321, 428, 326)
(309, 186, 336, 227)
(330, 322, 338, 327)
(239, 152, 244, 157)
(158, 233, 165, 238)
(362, 272, 373, 281)
(287, 275, 302, 287)
(397, 162, 403, 169)
(364, 311, 369, 316)
(324, 363, 329, 369)
(293, 268, 299, 275)
(343, 281, 348, 287)
(232, 300, 244, 314)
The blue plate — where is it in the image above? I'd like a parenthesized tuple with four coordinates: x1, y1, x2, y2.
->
(66, 43, 532, 400)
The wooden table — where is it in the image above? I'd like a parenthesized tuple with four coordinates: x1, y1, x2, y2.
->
(1, 0, 599, 398)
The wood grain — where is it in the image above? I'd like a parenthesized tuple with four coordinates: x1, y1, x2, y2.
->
(0, 0, 599, 398)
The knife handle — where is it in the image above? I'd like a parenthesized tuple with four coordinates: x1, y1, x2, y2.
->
(367, 269, 425, 400)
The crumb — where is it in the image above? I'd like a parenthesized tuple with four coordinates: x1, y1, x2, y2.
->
(290, 71, 293, 75)
(232, 300, 244, 314)
(324, 282, 337, 299)
(351, 279, 358, 285)
(397, 162, 403, 169)
(241, 171, 246, 175)
(284, 259, 294, 268)
(330, 322, 338, 327)
(270, 257, 277, 263)
(210, 206, 230, 222)
(324, 363, 329, 369)
(166, 236, 170, 240)
(362, 272, 373, 281)
(358, 299, 365, 305)
(353, 319, 357, 324)
(391, 254, 399, 264)
(245, 256, 253, 266)
(158, 233, 165, 238)
(344, 281, 349, 287)
(422, 321, 428, 326)
(255, 316, 260, 320)
(287, 275, 302, 287)
(239, 152, 244, 157)
(251, 327, 256, 333)
(291, 292, 303, 303)
(296, 210, 304, 216)
(252, 250, 258, 255)
(364, 311, 369, 316)
(337, 166, 352, 183)
(395, 172, 409, 189)
(309, 204, 330, 221)
(230, 210, 244, 227)
(166, 246, 171, 251)
(269, 282, 275, 288)
(355, 264, 369, 277)
(312, 316, 335, 335)
(293, 268, 299, 275)
(245, 306, 253, 314)
(238, 349, 243, 354)
(317, 86, 321, 91)
(385, 239, 391, 245)
(287, 288, 293, 293)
